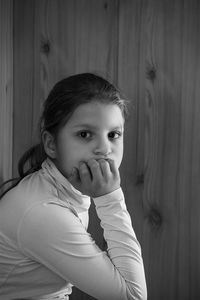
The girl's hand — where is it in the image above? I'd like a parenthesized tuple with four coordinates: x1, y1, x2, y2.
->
(68, 158, 121, 198)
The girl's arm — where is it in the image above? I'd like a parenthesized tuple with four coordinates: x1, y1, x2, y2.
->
(70, 158, 147, 299)
(18, 159, 147, 300)
(93, 187, 147, 300)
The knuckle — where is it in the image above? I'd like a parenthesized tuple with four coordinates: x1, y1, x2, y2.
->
(79, 163, 88, 173)
(80, 168, 88, 175)
(108, 158, 114, 163)
(92, 162, 99, 168)
(99, 159, 107, 166)
(80, 167, 87, 173)
(88, 159, 99, 168)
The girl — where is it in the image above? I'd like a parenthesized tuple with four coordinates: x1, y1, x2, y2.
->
(0, 73, 147, 300)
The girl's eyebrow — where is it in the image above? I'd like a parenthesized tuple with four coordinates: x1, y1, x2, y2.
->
(73, 124, 98, 129)
(73, 124, 124, 130)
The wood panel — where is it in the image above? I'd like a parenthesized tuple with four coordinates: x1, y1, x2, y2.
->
(32, 0, 119, 122)
(143, 1, 200, 299)
(142, 1, 182, 298)
(0, 0, 13, 185)
(177, 1, 200, 298)
(118, 0, 146, 239)
(13, 0, 35, 176)
(9, 0, 200, 299)
(118, 0, 200, 299)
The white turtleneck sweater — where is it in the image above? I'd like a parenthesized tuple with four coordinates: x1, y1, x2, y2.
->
(0, 159, 147, 300)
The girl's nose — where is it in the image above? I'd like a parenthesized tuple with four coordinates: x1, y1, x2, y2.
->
(93, 138, 111, 156)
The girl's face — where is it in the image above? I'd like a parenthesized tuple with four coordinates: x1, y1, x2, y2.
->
(53, 101, 124, 179)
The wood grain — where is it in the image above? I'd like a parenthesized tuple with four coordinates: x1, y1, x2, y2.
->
(13, 0, 35, 176)
(0, 0, 13, 184)
(142, 0, 200, 299)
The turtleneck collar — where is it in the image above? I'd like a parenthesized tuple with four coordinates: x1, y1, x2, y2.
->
(41, 158, 91, 215)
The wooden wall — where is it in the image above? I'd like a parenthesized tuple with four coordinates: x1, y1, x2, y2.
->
(1, 0, 200, 299)
(0, 0, 13, 185)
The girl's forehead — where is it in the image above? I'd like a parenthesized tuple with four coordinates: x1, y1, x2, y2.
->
(68, 101, 124, 127)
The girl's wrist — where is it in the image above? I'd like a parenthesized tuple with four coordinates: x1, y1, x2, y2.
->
(92, 186, 122, 200)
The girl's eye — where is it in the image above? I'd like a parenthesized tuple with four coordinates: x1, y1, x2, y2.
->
(108, 131, 122, 139)
(78, 131, 92, 139)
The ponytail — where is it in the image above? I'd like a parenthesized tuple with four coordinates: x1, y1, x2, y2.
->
(18, 143, 46, 178)
(0, 143, 47, 199)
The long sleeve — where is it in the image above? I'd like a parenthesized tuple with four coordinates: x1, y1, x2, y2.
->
(93, 188, 147, 300)
(17, 188, 147, 300)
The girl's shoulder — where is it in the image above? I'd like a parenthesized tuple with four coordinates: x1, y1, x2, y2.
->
(0, 170, 60, 214)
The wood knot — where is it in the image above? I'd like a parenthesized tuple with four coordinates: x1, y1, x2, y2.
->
(136, 174, 144, 185)
(149, 208, 162, 229)
(104, 2, 108, 9)
(41, 41, 50, 55)
(146, 68, 156, 81)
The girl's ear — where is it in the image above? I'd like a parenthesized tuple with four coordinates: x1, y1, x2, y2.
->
(42, 131, 57, 159)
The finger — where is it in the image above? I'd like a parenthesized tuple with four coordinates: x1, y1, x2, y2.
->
(68, 167, 79, 181)
(79, 161, 92, 185)
(67, 167, 81, 189)
(87, 159, 102, 181)
(98, 159, 110, 179)
(107, 159, 119, 176)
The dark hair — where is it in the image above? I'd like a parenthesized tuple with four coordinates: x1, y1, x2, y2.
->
(0, 73, 128, 197)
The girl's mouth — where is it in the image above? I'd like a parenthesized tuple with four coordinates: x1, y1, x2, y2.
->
(94, 158, 109, 161)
